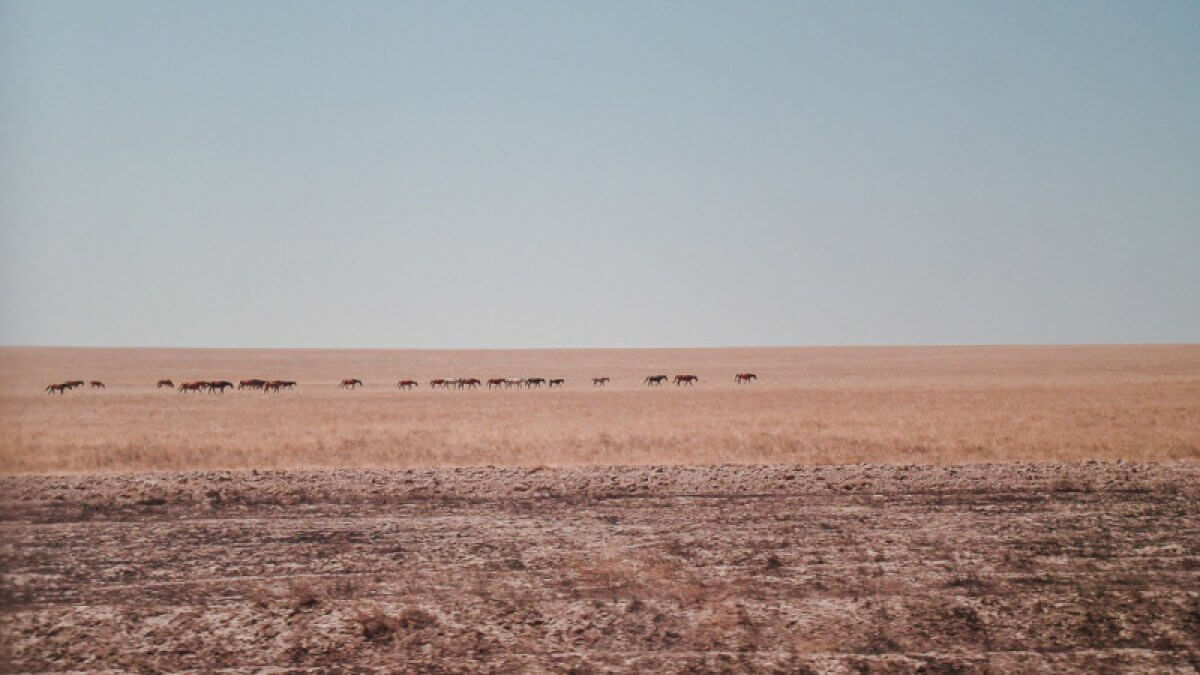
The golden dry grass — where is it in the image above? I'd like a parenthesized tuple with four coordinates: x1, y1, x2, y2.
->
(1, 345, 1198, 473)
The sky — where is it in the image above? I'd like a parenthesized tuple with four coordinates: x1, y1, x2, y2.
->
(1, 1, 1197, 349)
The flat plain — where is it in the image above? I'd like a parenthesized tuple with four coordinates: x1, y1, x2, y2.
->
(2, 344, 1199, 472)
(2, 345, 1198, 671)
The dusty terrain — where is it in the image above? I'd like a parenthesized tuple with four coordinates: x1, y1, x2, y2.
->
(2, 345, 1199, 471)
(2, 463, 1197, 671)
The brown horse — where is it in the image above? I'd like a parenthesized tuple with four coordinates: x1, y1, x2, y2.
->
(238, 379, 266, 390)
(396, 379, 419, 390)
(45, 383, 68, 395)
(487, 378, 506, 389)
(178, 381, 205, 393)
(461, 378, 481, 389)
(429, 378, 447, 389)
(644, 375, 668, 387)
(548, 378, 564, 388)
(674, 374, 699, 386)
(339, 378, 363, 389)
(525, 377, 546, 388)
(89, 380, 105, 389)
(63, 380, 85, 390)
(263, 380, 294, 393)
(734, 372, 757, 384)
(592, 377, 610, 387)
(157, 379, 174, 388)
(208, 380, 233, 393)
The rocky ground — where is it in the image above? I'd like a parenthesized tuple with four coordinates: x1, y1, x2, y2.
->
(2, 462, 1198, 672)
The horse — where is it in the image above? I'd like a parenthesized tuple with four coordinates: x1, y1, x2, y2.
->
(89, 381, 105, 389)
(238, 379, 266, 390)
(63, 380, 85, 390)
(263, 380, 294, 393)
(644, 375, 668, 387)
(429, 378, 446, 389)
(735, 372, 757, 384)
(178, 381, 205, 393)
(461, 378, 481, 389)
(674, 374, 699, 386)
(548, 378, 564, 388)
(157, 379, 174, 389)
(525, 377, 545, 388)
(45, 383, 68, 395)
(504, 378, 524, 389)
(487, 378, 506, 389)
(339, 378, 363, 389)
(397, 380, 419, 390)
(208, 380, 233, 393)
(592, 377, 610, 387)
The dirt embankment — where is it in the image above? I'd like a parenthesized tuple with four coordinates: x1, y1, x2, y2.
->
(2, 462, 1198, 672)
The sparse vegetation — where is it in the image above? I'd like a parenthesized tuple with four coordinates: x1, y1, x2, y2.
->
(2, 345, 1199, 472)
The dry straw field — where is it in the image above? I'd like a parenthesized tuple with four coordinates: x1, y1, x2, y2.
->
(2, 344, 1198, 473)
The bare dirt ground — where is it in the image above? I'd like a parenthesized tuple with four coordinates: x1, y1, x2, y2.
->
(3, 463, 1197, 672)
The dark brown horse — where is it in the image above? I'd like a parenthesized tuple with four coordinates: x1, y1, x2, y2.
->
(674, 374, 699, 386)
(734, 372, 757, 384)
(178, 381, 205, 393)
(429, 378, 447, 389)
(157, 379, 174, 388)
(63, 380, 85, 390)
(525, 377, 546, 388)
(45, 383, 68, 395)
(89, 380, 105, 389)
(461, 378, 481, 389)
(644, 375, 668, 387)
(208, 380, 233, 393)
(238, 379, 266, 390)
(548, 378, 564, 388)
(487, 378, 506, 389)
(592, 377, 610, 387)
(339, 378, 363, 389)
(397, 380, 419, 390)
(263, 380, 294, 393)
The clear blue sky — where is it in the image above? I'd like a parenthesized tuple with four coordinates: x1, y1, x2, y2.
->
(2, 1, 1197, 348)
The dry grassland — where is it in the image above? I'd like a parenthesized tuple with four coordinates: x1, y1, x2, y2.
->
(1, 345, 1198, 472)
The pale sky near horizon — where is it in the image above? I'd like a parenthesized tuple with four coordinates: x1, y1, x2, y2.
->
(1, 1, 1197, 349)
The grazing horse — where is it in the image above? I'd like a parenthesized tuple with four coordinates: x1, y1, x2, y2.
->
(592, 377, 610, 387)
(178, 381, 205, 393)
(238, 379, 266, 390)
(45, 383, 68, 395)
(674, 374, 699, 386)
(735, 372, 757, 384)
(208, 380, 233, 393)
(63, 380, 85, 390)
(548, 378, 564, 388)
(157, 379, 174, 388)
(461, 378, 481, 389)
(89, 380, 105, 389)
(644, 375, 668, 387)
(397, 380, 419, 390)
(339, 378, 363, 389)
(487, 378, 506, 389)
(525, 377, 546, 388)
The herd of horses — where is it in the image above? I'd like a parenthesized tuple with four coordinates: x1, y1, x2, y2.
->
(45, 373, 759, 394)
